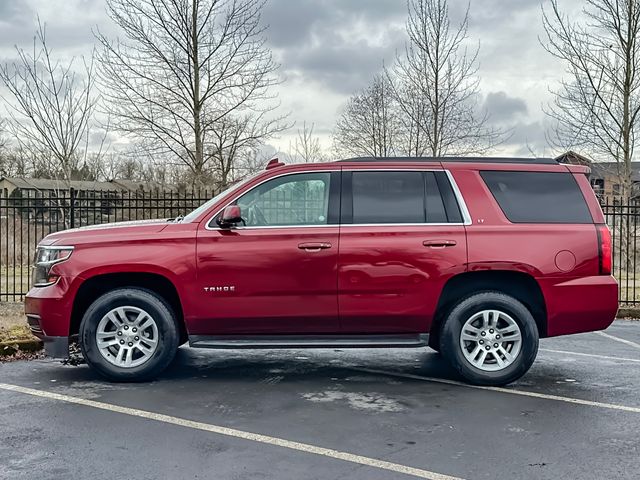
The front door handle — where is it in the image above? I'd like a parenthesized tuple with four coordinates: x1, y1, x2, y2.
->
(298, 242, 332, 252)
(423, 240, 457, 248)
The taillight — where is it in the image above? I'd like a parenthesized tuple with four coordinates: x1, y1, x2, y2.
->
(596, 224, 612, 275)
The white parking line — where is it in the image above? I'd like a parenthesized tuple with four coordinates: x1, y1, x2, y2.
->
(353, 368, 640, 414)
(596, 331, 640, 350)
(539, 348, 640, 363)
(0, 382, 462, 480)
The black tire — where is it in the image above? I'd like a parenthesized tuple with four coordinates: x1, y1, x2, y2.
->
(440, 291, 539, 386)
(79, 288, 179, 382)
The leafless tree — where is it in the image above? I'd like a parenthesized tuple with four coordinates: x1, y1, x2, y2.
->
(289, 122, 325, 163)
(388, 0, 502, 157)
(543, 0, 640, 199)
(333, 74, 399, 157)
(96, 0, 285, 189)
(0, 21, 96, 187)
(0, 118, 7, 151)
(208, 113, 282, 191)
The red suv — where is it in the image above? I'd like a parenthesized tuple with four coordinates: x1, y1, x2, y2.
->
(25, 157, 618, 385)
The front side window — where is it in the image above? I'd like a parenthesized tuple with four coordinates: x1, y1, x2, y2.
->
(232, 172, 331, 227)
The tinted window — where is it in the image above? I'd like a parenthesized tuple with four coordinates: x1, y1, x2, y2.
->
(352, 171, 424, 224)
(480, 171, 592, 223)
(425, 172, 448, 223)
(234, 173, 330, 226)
(350, 171, 460, 224)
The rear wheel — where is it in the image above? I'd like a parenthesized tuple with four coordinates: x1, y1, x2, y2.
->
(79, 288, 179, 382)
(440, 291, 539, 386)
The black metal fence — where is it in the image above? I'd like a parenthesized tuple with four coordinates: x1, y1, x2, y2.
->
(0, 188, 212, 301)
(601, 202, 640, 306)
(2, 189, 640, 306)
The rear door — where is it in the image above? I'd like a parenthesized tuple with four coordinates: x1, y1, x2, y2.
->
(338, 168, 469, 333)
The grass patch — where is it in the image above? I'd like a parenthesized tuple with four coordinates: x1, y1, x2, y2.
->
(0, 302, 38, 347)
(0, 324, 35, 343)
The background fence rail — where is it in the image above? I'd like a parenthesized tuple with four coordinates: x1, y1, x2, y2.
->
(2, 191, 639, 306)
(0, 188, 212, 301)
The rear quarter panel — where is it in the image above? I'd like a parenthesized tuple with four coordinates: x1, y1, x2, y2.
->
(450, 166, 617, 336)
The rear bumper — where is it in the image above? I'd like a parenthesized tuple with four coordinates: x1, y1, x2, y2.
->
(540, 275, 618, 337)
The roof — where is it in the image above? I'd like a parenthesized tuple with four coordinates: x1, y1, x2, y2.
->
(555, 151, 592, 166)
(588, 162, 640, 182)
(337, 156, 559, 165)
(554, 151, 640, 181)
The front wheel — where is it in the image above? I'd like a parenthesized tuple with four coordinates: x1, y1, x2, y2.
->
(79, 288, 179, 382)
(440, 291, 539, 386)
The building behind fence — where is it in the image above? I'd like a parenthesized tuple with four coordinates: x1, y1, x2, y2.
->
(2, 186, 640, 306)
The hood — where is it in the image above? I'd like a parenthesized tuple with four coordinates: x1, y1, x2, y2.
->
(40, 218, 172, 246)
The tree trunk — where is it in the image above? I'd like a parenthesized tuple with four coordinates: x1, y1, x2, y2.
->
(191, 0, 204, 188)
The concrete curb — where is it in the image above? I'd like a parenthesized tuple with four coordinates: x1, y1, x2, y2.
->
(0, 339, 43, 357)
(617, 308, 640, 320)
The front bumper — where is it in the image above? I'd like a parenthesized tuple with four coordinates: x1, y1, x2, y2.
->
(42, 336, 70, 358)
(25, 276, 75, 357)
(26, 314, 70, 357)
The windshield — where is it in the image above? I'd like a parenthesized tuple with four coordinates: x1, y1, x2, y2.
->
(181, 172, 263, 223)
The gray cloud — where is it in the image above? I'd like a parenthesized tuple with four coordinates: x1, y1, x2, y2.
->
(0, 0, 586, 157)
(263, 0, 406, 47)
(484, 91, 528, 123)
(264, 0, 406, 93)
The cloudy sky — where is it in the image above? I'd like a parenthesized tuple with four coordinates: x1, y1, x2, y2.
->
(0, 0, 585, 158)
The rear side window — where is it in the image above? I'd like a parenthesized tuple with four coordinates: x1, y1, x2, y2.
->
(352, 171, 424, 223)
(480, 171, 592, 223)
(346, 171, 462, 224)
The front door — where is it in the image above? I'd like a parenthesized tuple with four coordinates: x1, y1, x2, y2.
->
(338, 169, 468, 333)
(193, 170, 341, 335)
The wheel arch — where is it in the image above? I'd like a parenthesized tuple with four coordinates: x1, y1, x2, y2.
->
(430, 270, 547, 349)
(70, 272, 188, 344)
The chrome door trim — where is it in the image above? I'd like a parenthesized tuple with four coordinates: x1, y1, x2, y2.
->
(204, 168, 472, 231)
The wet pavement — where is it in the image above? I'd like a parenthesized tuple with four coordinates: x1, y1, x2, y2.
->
(1, 320, 639, 479)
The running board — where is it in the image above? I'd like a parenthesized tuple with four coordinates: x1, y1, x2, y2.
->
(189, 334, 429, 350)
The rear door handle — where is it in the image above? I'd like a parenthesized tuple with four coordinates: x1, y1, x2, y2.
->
(298, 242, 332, 252)
(423, 240, 457, 248)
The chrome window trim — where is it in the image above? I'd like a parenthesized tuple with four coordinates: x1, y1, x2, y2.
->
(444, 170, 472, 225)
(205, 168, 472, 231)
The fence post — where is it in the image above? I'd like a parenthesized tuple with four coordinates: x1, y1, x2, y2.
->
(69, 187, 76, 229)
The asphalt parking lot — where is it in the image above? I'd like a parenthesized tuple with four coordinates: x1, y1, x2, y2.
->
(1, 320, 639, 480)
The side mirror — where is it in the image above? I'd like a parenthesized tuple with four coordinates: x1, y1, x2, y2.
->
(217, 205, 244, 228)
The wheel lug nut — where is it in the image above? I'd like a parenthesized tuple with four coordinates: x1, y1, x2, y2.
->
(132, 328, 137, 333)
(485, 345, 491, 350)
(481, 331, 486, 336)
(119, 340, 125, 345)
(117, 331, 123, 336)
(496, 335, 501, 339)
(134, 336, 139, 341)
(128, 342, 133, 347)
(479, 340, 484, 344)
(489, 329, 494, 334)
(124, 326, 129, 330)
(494, 343, 499, 348)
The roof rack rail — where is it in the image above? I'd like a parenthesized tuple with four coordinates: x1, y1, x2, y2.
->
(337, 157, 559, 165)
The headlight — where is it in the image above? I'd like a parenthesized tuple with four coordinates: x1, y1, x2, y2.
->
(32, 246, 74, 287)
